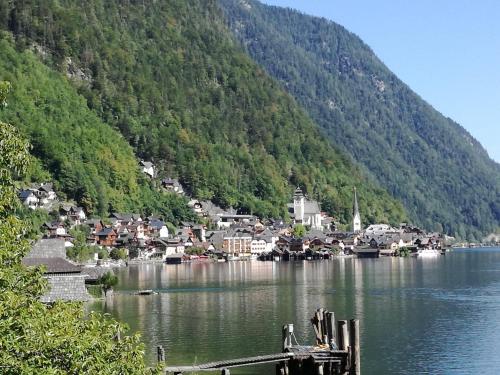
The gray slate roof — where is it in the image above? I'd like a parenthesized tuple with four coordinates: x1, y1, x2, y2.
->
(81, 266, 113, 282)
(27, 239, 66, 258)
(22, 257, 81, 273)
(19, 189, 35, 200)
(40, 275, 90, 303)
(304, 201, 320, 214)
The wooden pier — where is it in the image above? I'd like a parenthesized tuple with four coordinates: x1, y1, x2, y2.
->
(162, 308, 360, 374)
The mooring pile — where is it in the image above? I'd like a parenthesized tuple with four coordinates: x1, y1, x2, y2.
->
(163, 308, 360, 374)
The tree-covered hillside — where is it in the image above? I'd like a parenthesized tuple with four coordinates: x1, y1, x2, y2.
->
(0, 35, 195, 223)
(220, 0, 500, 239)
(0, 0, 406, 224)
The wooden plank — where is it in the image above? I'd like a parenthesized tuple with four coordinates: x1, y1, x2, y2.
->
(164, 352, 295, 373)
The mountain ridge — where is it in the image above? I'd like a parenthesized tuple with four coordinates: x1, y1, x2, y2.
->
(220, 0, 500, 239)
(0, 0, 406, 225)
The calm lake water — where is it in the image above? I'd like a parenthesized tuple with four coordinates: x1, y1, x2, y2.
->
(89, 247, 500, 374)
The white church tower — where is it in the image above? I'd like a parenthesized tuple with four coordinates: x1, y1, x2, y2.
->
(352, 187, 361, 233)
(293, 187, 305, 223)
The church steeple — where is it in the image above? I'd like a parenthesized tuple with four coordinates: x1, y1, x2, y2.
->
(352, 187, 361, 232)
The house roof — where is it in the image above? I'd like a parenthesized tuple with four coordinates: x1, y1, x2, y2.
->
(27, 239, 66, 259)
(81, 266, 113, 282)
(111, 212, 134, 221)
(22, 257, 81, 273)
(85, 219, 103, 226)
(149, 220, 166, 229)
(303, 201, 320, 214)
(140, 160, 154, 168)
(96, 227, 115, 236)
(19, 189, 35, 200)
(40, 275, 89, 303)
(43, 221, 65, 230)
(39, 183, 54, 193)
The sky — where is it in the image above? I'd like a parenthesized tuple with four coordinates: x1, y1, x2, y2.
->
(261, 0, 500, 163)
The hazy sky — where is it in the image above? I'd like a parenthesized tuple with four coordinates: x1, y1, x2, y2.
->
(261, 0, 500, 163)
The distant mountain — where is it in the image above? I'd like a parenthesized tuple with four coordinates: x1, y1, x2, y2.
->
(220, 0, 500, 239)
(0, 0, 406, 225)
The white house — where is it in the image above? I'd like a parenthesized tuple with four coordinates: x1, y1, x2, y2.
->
(140, 161, 155, 178)
(19, 190, 39, 209)
(161, 178, 184, 194)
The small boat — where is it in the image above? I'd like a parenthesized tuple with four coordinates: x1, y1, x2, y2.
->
(135, 289, 155, 295)
(227, 255, 240, 261)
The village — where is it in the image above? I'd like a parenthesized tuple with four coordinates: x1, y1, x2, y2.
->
(19, 160, 451, 267)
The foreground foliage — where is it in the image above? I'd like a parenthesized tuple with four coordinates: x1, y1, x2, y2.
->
(0, 84, 159, 374)
(220, 0, 500, 239)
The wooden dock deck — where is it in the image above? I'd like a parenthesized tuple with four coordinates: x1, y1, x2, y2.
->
(161, 308, 360, 374)
(165, 352, 294, 373)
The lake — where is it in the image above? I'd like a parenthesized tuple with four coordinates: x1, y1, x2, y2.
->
(89, 247, 500, 374)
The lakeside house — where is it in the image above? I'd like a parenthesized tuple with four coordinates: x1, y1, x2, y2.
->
(22, 239, 89, 302)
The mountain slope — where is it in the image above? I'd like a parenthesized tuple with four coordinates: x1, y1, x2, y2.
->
(0, 34, 194, 223)
(220, 0, 500, 239)
(0, 0, 406, 224)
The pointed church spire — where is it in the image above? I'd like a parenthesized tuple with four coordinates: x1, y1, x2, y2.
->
(352, 187, 361, 232)
(353, 187, 359, 216)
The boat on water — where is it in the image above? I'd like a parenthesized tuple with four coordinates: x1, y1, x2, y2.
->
(135, 289, 156, 295)
(227, 255, 240, 261)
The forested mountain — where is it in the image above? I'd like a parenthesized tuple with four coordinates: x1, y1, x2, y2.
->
(220, 0, 500, 239)
(0, 0, 406, 224)
(0, 35, 194, 223)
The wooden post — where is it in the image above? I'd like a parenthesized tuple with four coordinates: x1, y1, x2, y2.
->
(349, 319, 360, 375)
(337, 320, 349, 351)
(282, 324, 293, 351)
(282, 325, 288, 351)
(320, 309, 328, 344)
(157, 345, 165, 363)
(312, 317, 322, 345)
(315, 309, 324, 344)
(326, 311, 336, 348)
(287, 324, 293, 348)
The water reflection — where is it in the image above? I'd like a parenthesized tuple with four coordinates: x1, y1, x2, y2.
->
(89, 248, 500, 374)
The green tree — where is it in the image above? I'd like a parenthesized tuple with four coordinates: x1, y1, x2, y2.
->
(293, 224, 306, 237)
(0, 81, 160, 374)
(99, 271, 119, 297)
(110, 248, 128, 261)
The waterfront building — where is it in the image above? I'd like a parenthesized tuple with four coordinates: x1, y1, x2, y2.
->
(22, 239, 89, 302)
